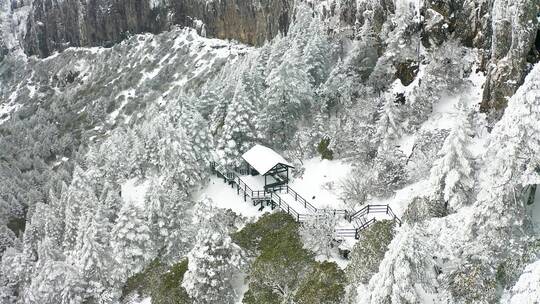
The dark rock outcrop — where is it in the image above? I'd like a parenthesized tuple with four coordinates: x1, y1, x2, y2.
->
(23, 0, 293, 58)
(480, 0, 539, 123)
(419, 0, 538, 122)
(420, 0, 492, 50)
(394, 60, 419, 86)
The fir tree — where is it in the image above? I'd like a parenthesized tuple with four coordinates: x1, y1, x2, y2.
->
(63, 167, 98, 252)
(182, 217, 245, 304)
(262, 45, 313, 147)
(359, 226, 438, 304)
(429, 104, 474, 211)
(375, 95, 404, 149)
(146, 178, 195, 262)
(219, 75, 260, 166)
(70, 204, 119, 301)
(111, 202, 155, 278)
(303, 18, 331, 86)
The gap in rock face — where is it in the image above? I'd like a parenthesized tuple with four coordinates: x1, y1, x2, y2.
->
(527, 28, 540, 64)
(535, 28, 540, 57)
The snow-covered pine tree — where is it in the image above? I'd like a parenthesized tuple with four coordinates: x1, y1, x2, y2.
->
(99, 181, 121, 223)
(208, 60, 247, 135)
(370, 147, 408, 197)
(247, 51, 268, 106)
(429, 103, 475, 212)
(197, 82, 222, 120)
(111, 202, 155, 278)
(174, 105, 212, 189)
(27, 237, 86, 304)
(146, 177, 196, 262)
(265, 34, 289, 75)
(63, 167, 98, 252)
(303, 18, 331, 86)
(70, 203, 119, 302)
(0, 224, 18, 257)
(262, 43, 313, 148)
(374, 95, 404, 149)
(359, 225, 438, 304)
(182, 215, 245, 304)
(0, 246, 30, 303)
(219, 75, 260, 166)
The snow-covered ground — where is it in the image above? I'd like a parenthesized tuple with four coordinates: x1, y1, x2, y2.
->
(193, 176, 264, 219)
(121, 178, 151, 208)
(130, 297, 151, 304)
(289, 158, 352, 209)
(0, 101, 21, 124)
(372, 179, 431, 218)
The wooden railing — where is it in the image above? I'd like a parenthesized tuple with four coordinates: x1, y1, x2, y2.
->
(210, 162, 402, 238)
(269, 185, 318, 213)
(349, 204, 400, 223)
(335, 228, 358, 238)
(267, 191, 301, 222)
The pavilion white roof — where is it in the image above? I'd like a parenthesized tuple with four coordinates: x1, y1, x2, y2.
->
(241, 144, 293, 175)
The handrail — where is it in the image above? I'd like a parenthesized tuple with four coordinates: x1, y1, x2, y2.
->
(268, 184, 318, 213)
(270, 192, 300, 221)
(349, 204, 392, 221)
(210, 162, 402, 231)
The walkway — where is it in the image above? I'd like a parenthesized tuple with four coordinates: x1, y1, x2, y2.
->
(210, 162, 401, 239)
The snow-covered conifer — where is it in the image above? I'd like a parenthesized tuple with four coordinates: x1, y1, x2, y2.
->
(359, 225, 438, 304)
(182, 215, 245, 304)
(262, 44, 313, 147)
(70, 204, 118, 301)
(303, 18, 331, 86)
(111, 202, 155, 278)
(375, 95, 404, 149)
(219, 75, 260, 166)
(429, 103, 475, 211)
(63, 167, 98, 252)
(146, 178, 196, 261)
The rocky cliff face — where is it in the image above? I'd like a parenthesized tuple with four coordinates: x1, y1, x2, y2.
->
(21, 0, 293, 58)
(480, 0, 539, 122)
(325, 0, 538, 123)
(3, 0, 539, 118)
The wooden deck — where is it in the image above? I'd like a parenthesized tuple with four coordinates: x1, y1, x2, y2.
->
(210, 162, 402, 239)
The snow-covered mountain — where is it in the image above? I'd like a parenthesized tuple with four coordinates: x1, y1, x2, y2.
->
(0, 0, 539, 303)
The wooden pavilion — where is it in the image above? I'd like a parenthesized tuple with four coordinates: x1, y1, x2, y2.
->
(241, 144, 294, 190)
